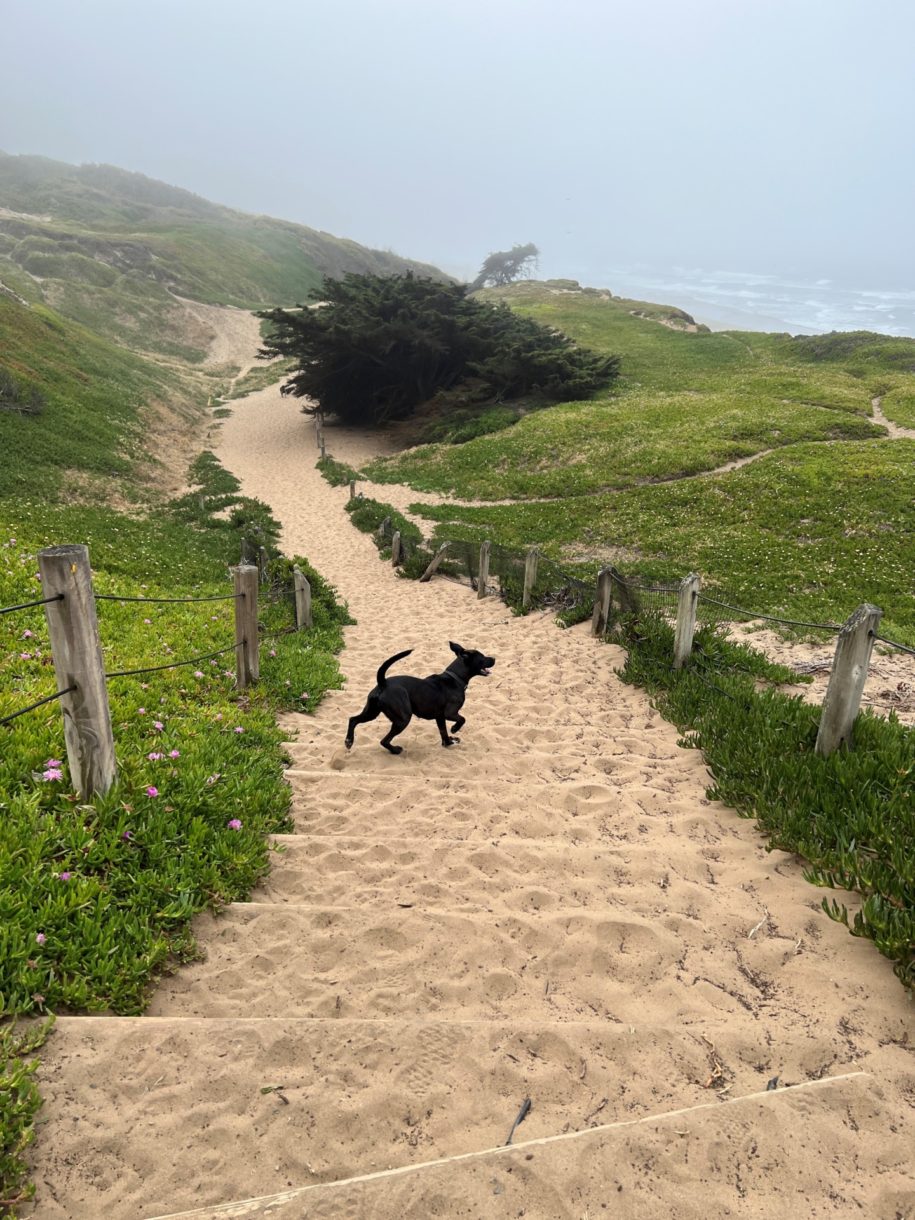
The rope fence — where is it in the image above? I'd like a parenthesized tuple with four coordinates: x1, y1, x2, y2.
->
(367, 496, 911, 757)
(1, 545, 316, 797)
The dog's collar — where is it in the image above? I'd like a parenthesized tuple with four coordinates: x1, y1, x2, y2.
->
(444, 669, 468, 688)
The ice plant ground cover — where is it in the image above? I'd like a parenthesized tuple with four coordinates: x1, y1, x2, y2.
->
(365, 285, 915, 644)
(0, 462, 352, 1213)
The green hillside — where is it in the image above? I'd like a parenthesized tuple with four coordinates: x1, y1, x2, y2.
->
(0, 152, 446, 361)
(365, 282, 915, 642)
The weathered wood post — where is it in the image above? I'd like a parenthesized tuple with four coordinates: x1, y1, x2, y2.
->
(522, 547, 539, 611)
(390, 530, 402, 566)
(293, 565, 312, 630)
(375, 515, 391, 544)
(319, 436, 326, 459)
(816, 603, 882, 755)
(314, 416, 321, 448)
(38, 544, 117, 798)
(477, 541, 491, 600)
(233, 564, 260, 689)
(348, 480, 356, 502)
(257, 547, 269, 584)
(591, 566, 613, 637)
(420, 542, 450, 583)
(673, 573, 701, 669)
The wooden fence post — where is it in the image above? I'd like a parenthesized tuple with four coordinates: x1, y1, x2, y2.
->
(591, 566, 613, 637)
(293, 565, 312, 630)
(314, 416, 321, 449)
(38, 544, 117, 799)
(319, 436, 326, 459)
(233, 564, 260, 689)
(815, 603, 882, 755)
(673, 573, 701, 669)
(349, 480, 356, 501)
(477, 541, 491, 600)
(391, 530, 402, 566)
(522, 547, 539, 611)
(375, 515, 391, 544)
(419, 543, 450, 583)
(257, 547, 269, 584)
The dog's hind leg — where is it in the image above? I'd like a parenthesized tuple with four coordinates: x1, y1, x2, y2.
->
(379, 713, 411, 754)
(345, 698, 381, 750)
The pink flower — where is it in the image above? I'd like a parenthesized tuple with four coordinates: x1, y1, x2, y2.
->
(121, 830, 133, 841)
(153, 721, 164, 731)
(234, 726, 244, 734)
(193, 671, 204, 679)
(42, 768, 63, 782)
(140, 683, 149, 690)
(35, 932, 46, 945)
(227, 818, 242, 830)
(300, 692, 309, 701)
(143, 618, 152, 625)
(146, 786, 159, 798)
(21, 629, 33, 639)
(269, 649, 277, 658)
(169, 749, 180, 759)
(215, 713, 223, 721)
(147, 752, 164, 761)
(59, 871, 72, 882)
(45, 758, 62, 767)
(138, 707, 146, 715)
(20, 652, 32, 660)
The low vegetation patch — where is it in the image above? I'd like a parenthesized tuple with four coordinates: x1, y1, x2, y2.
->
(317, 455, 362, 487)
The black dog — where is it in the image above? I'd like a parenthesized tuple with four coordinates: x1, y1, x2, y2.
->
(345, 642, 495, 754)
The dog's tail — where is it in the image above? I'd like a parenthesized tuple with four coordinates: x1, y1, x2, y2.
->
(376, 649, 413, 687)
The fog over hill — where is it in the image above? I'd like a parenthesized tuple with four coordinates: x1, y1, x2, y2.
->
(0, 151, 447, 360)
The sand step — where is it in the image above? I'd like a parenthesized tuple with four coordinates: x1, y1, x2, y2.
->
(260, 835, 699, 911)
(145, 1073, 915, 1220)
(32, 1017, 863, 1220)
(148, 903, 730, 1023)
(284, 770, 708, 841)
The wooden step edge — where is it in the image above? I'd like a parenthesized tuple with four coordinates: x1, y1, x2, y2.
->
(49, 1013, 746, 1032)
(145, 1072, 873, 1219)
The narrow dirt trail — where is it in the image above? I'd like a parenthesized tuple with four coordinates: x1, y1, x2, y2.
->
(26, 384, 914, 1219)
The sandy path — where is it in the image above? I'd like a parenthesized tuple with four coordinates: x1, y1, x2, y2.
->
(26, 383, 914, 1219)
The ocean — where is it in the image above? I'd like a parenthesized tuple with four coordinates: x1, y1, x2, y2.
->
(594, 267, 915, 338)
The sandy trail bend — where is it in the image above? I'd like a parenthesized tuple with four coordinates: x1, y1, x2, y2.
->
(27, 382, 914, 1220)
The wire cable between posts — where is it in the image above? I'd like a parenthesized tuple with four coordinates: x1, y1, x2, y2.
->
(105, 642, 241, 680)
(95, 592, 242, 604)
(697, 594, 842, 633)
(0, 684, 77, 728)
(0, 593, 64, 617)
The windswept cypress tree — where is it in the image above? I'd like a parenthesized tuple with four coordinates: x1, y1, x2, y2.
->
(259, 273, 619, 425)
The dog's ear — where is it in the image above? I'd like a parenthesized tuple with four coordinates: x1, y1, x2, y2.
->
(449, 641, 465, 656)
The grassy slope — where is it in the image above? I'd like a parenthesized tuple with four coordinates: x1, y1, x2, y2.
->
(0, 156, 391, 1212)
(0, 152, 447, 361)
(0, 293, 198, 499)
(368, 284, 915, 641)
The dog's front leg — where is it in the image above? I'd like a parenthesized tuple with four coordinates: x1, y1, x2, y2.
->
(451, 713, 465, 737)
(435, 716, 456, 747)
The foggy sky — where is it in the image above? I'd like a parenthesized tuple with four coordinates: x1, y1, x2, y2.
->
(2, 0, 914, 292)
